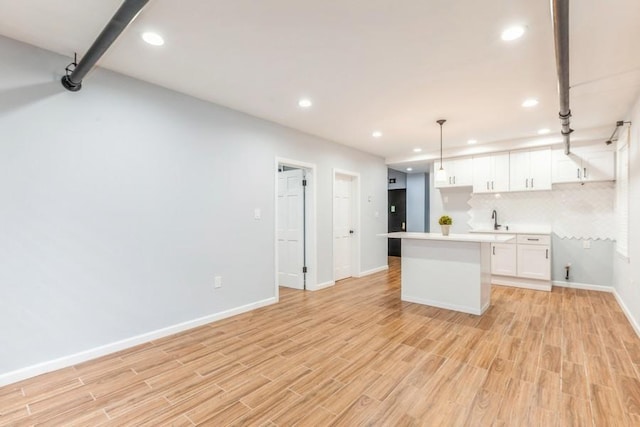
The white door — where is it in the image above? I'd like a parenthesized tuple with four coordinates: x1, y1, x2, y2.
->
(509, 150, 530, 192)
(491, 243, 517, 276)
(552, 149, 582, 183)
(583, 150, 615, 182)
(492, 153, 511, 192)
(517, 245, 550, 280)
(529, 148, 552, 190)
(334, 174, 353, 281)
(472, 155, 492, 193)
(277, 169, 305, 289)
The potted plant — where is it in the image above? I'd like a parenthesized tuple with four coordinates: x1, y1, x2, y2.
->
(438, 215, 452, 236)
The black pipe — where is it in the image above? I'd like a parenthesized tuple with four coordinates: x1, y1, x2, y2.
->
(552, 0, 572, 154)
(61, 0, 149, 91)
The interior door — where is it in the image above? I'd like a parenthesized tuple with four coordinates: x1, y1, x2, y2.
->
(334, 173, 353, 281)
(387, 189, 406, 257)
(277, 169, 305, 289)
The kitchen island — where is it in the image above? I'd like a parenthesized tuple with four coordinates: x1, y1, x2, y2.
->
(387, 232, 515, 315)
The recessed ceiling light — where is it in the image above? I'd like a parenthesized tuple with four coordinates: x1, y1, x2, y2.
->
(142, 32, 164, 46)
(468, 139, 478, 145)
(537, 128, 551, 135)
(406, 168, 413, 172)
(501, 25, 525, 41)
(298, 98, 312, 108)
(522, 98, 539, 108)
(413, 148, 422, 153)
(372, 131, 383, 138)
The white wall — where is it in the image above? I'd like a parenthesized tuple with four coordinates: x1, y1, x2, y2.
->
(0, 36, 388, 379)
(613, 93, 640, 334)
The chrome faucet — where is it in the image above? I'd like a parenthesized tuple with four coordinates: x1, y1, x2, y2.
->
(491, 210, 501, 230)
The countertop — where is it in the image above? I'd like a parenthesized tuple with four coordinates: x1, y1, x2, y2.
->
(385, 232, 516, 243)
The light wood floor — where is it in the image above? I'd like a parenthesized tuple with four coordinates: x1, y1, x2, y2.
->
(2, 257, 640, 426)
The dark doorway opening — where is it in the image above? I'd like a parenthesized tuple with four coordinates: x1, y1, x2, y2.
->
(388, 189, 406, 257)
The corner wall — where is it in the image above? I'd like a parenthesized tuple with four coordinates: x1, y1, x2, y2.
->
(0, 36, 388, 382)
(613, 93, 640, 334)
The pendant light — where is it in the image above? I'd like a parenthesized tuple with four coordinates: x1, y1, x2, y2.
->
(435, 119, 447, 182)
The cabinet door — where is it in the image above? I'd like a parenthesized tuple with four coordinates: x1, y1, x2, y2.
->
(472, 155, 492, 193)
(453, 158, 473, 186)
(491, 153, 510, 192)
(529, 148, 552, 190)
(517, 245, 550, 280)
(491, 243, 517, 276)
(583, 150, 615, 182)
(552, 149, 582, 183)
(509, 150, 530, 192)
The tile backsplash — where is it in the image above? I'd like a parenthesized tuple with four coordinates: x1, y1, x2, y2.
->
(468, 182, 615, 240)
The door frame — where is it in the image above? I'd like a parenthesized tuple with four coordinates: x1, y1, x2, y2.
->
(274, 157, 317, 298)
(332, 168, 361, 281)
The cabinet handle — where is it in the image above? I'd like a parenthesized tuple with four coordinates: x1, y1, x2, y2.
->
(493, 246, 496, 255)
(526, 178, 529, 188)
(453, 176, 456, 184)
(531, 178, 534, 188)
(491, 181, 494, 190)
(487, 181, 489, 190)
(528, 238, 540, 241)
(546, 249, 549, 259)
(577, 168, 580, 179)
(584, 167, 587, 179)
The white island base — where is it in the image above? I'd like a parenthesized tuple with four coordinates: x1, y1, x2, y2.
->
(388, 232, 515, 315)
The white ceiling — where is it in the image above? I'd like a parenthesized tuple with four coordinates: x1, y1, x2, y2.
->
(1, 0, 639, 164)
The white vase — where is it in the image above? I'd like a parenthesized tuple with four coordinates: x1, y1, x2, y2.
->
(441, 224, 451, 236)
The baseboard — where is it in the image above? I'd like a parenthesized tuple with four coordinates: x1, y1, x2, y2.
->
(552, 280, 614, 293)
(357, 265, 389, 278)
(311, 280, 335, 291)
(613, 290, 640, 339)
(493, 276, 551, 292)
(0, 297, 277, 387)
(401, 294, 485, 316)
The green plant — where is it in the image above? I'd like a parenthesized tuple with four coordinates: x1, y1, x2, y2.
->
(438, 215, 452, 225)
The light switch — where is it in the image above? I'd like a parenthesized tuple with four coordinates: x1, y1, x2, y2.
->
(444, 196, 449, 203)
(254, 208, 261, 220)
(583, 240, 591, 249)
(374, 211, 379, 218)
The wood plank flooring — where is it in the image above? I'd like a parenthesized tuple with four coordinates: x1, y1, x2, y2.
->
(2, 257, 640, 426)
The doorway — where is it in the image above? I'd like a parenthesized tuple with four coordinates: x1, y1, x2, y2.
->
(275, 158, 317, 293)
(388, 189, 406, 256)
(333, 169, 361, 281)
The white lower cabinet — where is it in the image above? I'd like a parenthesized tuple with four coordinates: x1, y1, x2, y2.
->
(490, 233, 551, 291)
(491, 243, 517, 276)
(517, 245, 550, 280)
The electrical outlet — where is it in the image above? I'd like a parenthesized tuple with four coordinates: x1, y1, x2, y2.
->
(583, 240, 591, 249)
(214, 276, 222, 288)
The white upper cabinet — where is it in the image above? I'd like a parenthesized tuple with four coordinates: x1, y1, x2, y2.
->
(434, 157, 472, 188)
(552, 148, 615, 183)
(472, 153, 509, 193)
(509, 148, 551, 192)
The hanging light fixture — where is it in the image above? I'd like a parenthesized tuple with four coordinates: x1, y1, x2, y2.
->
(435, 119, 447, 182)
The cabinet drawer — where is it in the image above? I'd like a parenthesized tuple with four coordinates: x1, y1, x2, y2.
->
(517, 234, 550, 245)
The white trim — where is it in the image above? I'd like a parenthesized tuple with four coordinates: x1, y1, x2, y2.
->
(357, 265, 389, 277)
(492, 276, 552, 292)
(312, 280, 335, 290)
(552, 280, 614, 293)
(275, 157, 318, 293)
(332, 168, 362, 281)
(402, 295, 487, 316)
(613, 290, 640, 339)
(0, 297, 277, 387)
